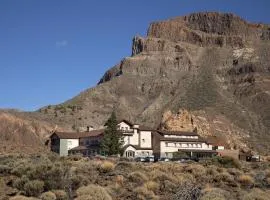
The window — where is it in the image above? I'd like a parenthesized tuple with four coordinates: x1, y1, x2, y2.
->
(126, 127, 128, 130)
(165, 142, 169, 147)
(142, 139, 145, 143)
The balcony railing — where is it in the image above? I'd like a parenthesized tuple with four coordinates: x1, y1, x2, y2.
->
(119, 129, 134, 134)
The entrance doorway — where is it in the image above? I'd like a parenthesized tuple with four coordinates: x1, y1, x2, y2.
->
(125, 150, 135, 158)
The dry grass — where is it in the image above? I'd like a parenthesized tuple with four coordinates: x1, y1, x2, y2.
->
(238, 175, 254, 187)
(76, 184, 112, 200)
(243, 188, 269, 200)
(40, 191, 56, 200)
(10, 196, 38, 200)
(214, 172, 235, 184)
(128, 171, 148, 184)
(98, 161, 115, 173)
(52, 190, 67, 200)
(115, 175, 124, 186)
(2, 154, 270, 200)
(134, 186, 159, 200)
(144, 181, 159, 192)
(201, 187, 227, 200)
(183, 164, 206, 177)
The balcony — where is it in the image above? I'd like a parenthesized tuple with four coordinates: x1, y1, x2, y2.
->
(119, 129, 134, 134)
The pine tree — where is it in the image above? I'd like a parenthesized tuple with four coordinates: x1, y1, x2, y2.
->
(100, 111, 124, 156)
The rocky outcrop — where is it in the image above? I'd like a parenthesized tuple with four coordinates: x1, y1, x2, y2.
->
(159, 109, 248, 150)
(0, 111, 58, 154)
(147, 12, 270, 47)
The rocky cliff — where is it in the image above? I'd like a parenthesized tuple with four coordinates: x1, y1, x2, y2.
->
(2, 12, 270, 153)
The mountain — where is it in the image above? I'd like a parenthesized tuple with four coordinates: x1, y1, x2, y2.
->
(1, 12, 270, 153)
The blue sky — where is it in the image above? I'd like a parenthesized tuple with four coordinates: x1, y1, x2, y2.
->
(1, 0, 269, 111)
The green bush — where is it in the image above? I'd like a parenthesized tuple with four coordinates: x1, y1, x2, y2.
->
(210, 156, 241, 169)
(13, 175, 30, 191)
(24, 180, 44, 197)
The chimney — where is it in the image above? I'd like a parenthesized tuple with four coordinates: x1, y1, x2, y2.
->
(87, 126, 94, 132)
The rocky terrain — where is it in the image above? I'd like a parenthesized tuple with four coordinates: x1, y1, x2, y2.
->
(1, 12, 270, 153)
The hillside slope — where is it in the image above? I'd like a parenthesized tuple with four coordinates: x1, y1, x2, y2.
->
(2, 12, 270, 153)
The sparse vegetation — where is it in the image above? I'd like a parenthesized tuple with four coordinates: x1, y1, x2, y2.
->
(98, 161, 115, 173)
(1, 154, 270, 199)
(75, 184, 112, 200)
(238, 174, 254, 187)
(40, 191, 57, 200)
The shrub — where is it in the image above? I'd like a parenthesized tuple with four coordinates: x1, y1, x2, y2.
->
(151, 171, 178, 184)
(227, 168, 242, 176)
(134, 186, 159, 200)
(171, 182, 201, 200)
(0, 164, 12, 174)
(238, 175, 254, 187)
(128, 171, 148, 184)
(183, 164, 206, 177)
(115, 175, 124, 186)
(40, 191, 56, 200)
(266, 177, 270, 185)
(200, 187, 227, 200)
(98, 161, 115, 173)
(243, 188, 269, 200)
(10, 195, 38, 200)
(144, 181, 159, 193)
(213, 172, 236, 186)
(210, 156, 241, 169)
(265, 169, 270, 178)
(24, 180, 44, 197)
(75, 184, 112, 200)
(13, 175, 30, 191)
(52, 190, 68, 200)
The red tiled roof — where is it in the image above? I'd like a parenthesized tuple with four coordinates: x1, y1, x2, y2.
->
(139, 126, 154, 131)
(159, 137, 207, 143)
(69, 145, 88, 151)
(123, 144, 152, 150)
(117, 119, 133, 126)
(50, 129, 104, 139)
(157, 130, 199, 136)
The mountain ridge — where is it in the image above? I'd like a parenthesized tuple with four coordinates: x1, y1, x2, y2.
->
(1, 12, 270, 154)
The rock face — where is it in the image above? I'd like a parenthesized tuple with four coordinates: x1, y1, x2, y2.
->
(159, 109, 248, 150)
(2, 12, 270, 153)
(0, 111, 57, 154)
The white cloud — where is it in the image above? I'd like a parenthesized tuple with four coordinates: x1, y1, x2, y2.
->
(56, 40, 68, 47)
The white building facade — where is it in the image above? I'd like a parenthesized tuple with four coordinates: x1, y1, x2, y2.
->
(51, 120, 224, 158)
